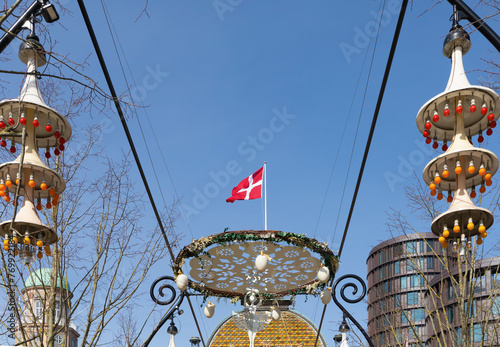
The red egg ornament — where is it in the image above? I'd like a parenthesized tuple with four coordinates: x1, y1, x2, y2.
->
(425, 121, 432, 130)
(481, 105, 488, 115)
(59, 137, 65, 145)
(487, 128, 493, 136)
(470, 100, 476, 113)
(20, 116, 26, 125)
(433, 141, 439, 149)
(0, 139, 6, 147)
(478, 135, 484, 143)
(423, 130, 430, 137)
(8, 116, 14, 126)
(425, 137, 432, 144)
(490, 121, 497, 129)
(58, 144, 65, 151)
(444, 105, 450, 117)
(488, 113, 495, 122)
(54, 148, 60, 156)
(9, 146, 15, 153)
(442, 143, 448, 151)
(32, 118, 39, 128)
(456, 103, 463, 114)
(46, 124, 52, 132)
(54, 130, 60, 138)
(433, 113, 439, 123)
(45, 151, 51, 159)
(0, 121, 5, 129)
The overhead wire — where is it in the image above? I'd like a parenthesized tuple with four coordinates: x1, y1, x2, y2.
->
(312, 0, 385, 323)
(98, 1, 209, 340)
(314, 0, 409, 345)
(75, 1, 206, 346)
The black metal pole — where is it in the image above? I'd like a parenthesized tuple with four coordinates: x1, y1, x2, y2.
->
(447, 0, 500, 52)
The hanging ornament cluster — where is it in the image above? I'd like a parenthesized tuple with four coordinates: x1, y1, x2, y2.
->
(0, 32, 72, 263)
(416, 24, 498, 261)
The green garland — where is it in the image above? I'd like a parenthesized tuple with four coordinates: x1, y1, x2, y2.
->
(173, 229, 339, 299)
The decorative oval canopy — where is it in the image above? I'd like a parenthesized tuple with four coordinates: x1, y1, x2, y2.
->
(173, 230, 338, 298)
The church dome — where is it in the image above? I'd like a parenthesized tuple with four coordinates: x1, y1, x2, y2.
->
(208, 309, 326, 346)
(24, 268, 71, 292)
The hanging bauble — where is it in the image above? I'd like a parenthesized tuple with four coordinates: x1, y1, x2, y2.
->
(175, 271, 189, 291)
(255, 250, 271, 271)
(320, 288, 332, 305)
(204, 301, 215, 318)
(317, 265, 330, 283)
(270, 306, 281, 321)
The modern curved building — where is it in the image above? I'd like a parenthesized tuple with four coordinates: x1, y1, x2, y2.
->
(425, 256, 500, 346)
(207, 307, 326, 346)
(366, 233, 455, 346)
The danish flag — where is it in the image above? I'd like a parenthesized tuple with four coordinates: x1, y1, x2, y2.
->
(226, 167, 263, 203)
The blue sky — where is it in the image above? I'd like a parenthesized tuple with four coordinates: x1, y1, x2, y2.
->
(2, 0, 500, 345)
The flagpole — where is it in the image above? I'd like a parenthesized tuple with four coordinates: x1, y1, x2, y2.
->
(264, 161, 267, 230)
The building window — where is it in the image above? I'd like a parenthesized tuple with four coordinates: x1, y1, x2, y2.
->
(401, 276, 407, 289)
(379, 251, 385, 265)
(394, 261, 400, 274)
(427, 240, 433, 253)
(447, 306, 454, 324)
(394, 244, 403, 257)
(35, 300, 43, 317)
(395, 294, 401, 307)
(54, 335, 63, 345)
(380, 266, 384, 280)
(55, 301, 61, 321)
(407, 292, 418, 306)
(465, 300, 477, 318)
(406, 241, 417, 254)
(427, 256, 434, 269)
(492, 297, 500, 315)
(448, 282, 454, 300)
(474, 274, 486, 293)
(71, 338, 77, 347)
(410, 275, 424, 288)
(474, 324, 482, 343)
(401, 311, 408, 324)
(411, 308, 425, 323)
(456, 328, 463, 345)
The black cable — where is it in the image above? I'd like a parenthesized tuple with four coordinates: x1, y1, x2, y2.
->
(314, 0, 409, 345)
(338, 0, 409, 258)
(75, 0, 176, 262)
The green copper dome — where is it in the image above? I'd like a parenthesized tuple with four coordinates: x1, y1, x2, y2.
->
(24, 268, 70, 292)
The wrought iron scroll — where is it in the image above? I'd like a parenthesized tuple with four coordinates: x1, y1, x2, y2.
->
(332, 274, 374, 347)
(142, 276, 186, 347)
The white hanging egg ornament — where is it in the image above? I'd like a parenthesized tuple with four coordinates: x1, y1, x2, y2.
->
(270, 306, 281, 321)
(175, 271, 189, 291)
(255, 250, 271, 271)
(320, 288, 332, 305)
(317, 265, 330, 283)
(204, 301, 215, 318)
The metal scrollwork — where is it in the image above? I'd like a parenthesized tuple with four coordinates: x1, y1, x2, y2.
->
(143, 276, 186, 347)
(150, 275, 177, 305)
(332, 274, 374, 347)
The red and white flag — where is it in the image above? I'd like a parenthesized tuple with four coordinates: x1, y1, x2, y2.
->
(226, 167, 263, 203)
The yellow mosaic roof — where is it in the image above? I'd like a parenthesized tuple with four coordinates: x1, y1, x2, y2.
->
(208, 310, 326, 347)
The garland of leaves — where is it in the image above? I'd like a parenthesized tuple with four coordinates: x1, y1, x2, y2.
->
(173, 229, 339, 300)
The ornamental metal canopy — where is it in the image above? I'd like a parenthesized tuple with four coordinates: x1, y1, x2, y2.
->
(173, 230, 338, 298)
